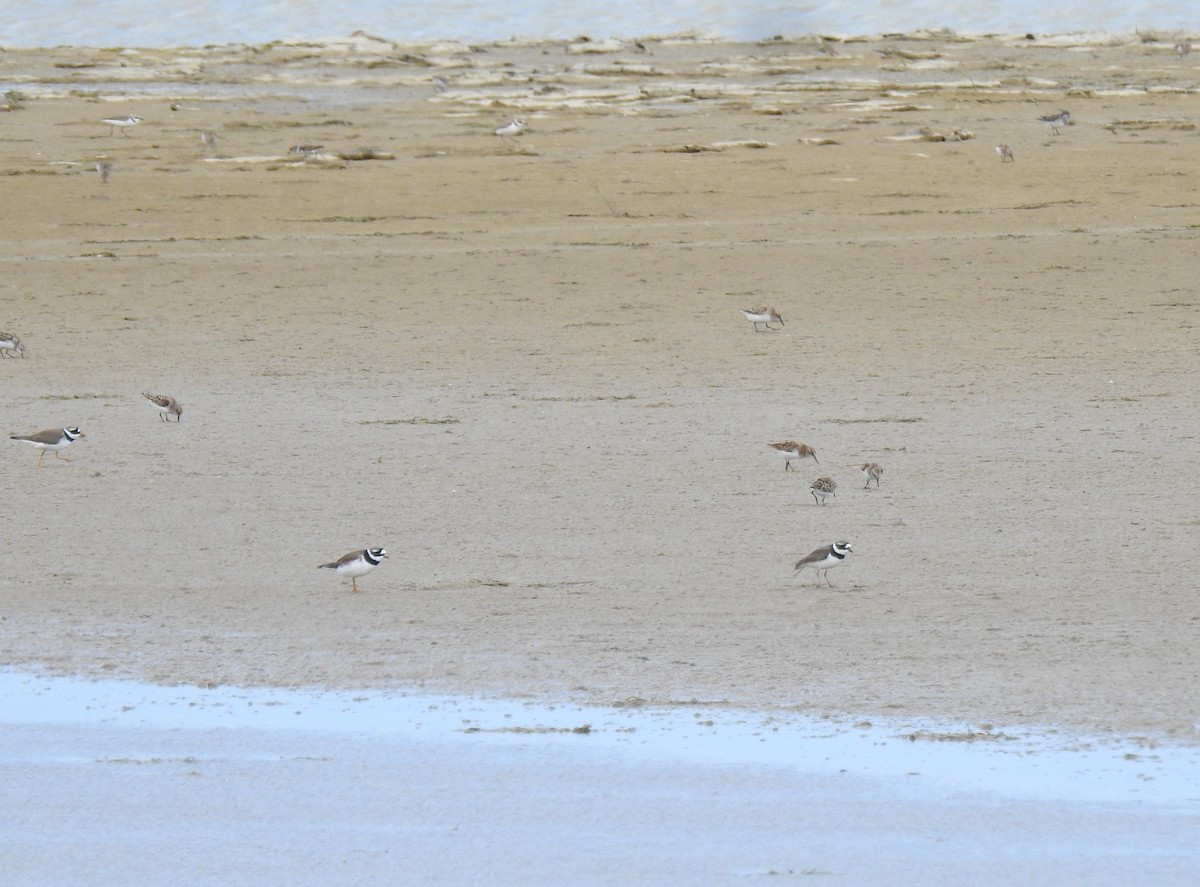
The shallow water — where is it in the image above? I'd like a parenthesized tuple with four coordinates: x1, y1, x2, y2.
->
(4, 671, 1198, 805)
(1, 0, 1196, 48)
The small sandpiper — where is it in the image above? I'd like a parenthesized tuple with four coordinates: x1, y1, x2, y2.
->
(0, 332, 25, 357)
(1036, 109, 1071, 135)
(143, 392, 183, 422)
(860, 462, 883, 489)
(768, 441, 818, 471)
(739, 306, 784, 331)
(810, 476, 837, 505)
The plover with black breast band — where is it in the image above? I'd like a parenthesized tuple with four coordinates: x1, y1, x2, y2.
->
(102, 114, 142, 136)
(793, 541, 853, 586)
(318, 547, 388, 593)
(10, 427, 85, 467)
(494, 118, 527, 140)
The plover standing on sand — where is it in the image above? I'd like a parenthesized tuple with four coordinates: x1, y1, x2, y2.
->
(995, 143, 1014, 162)
(494, 118, 527, 140)
(102, 114, 142, 136)
(318, 548, 388, 593)
(793, 541, 853, 586)
(10, 427, 85, 467)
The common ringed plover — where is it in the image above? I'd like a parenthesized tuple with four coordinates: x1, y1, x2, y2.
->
(102, 114, 142, 136)
(318, 547, 388, 593)
(793, 541, 853, 586)
(10, 427, 85, 467)
(494, 118, 527, 139)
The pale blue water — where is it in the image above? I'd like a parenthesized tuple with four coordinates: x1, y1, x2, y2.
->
(2, 1, 1197, 48)
(6, 670, 1198, 884)
(4, 670, 1198, 804)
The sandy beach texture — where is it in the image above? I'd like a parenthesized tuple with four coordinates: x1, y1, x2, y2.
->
(1, 31, 1198, 742)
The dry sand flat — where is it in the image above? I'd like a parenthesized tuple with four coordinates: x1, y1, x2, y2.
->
(0, 33, 1197, 740)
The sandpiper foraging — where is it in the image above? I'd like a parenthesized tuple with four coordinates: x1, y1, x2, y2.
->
(809, 475, 837, 505)
(995, 143, 1014, 162)
(96, 161, 113, 183)
(200, 130, 218, 153)
(739, 306, 784, 331)
(0, 332, 25, 357)
(793, 541, 853, 586)
(10, 427, 85, 467)
(318, 547, 388, 593)
(143, 392, 183, 422)
(494, 117, 527, 140)
(768, 440, 818, 471)
(1036, 109, 1071, 135)
(860, 462, 883, 489)
(102, 114, 142, 136)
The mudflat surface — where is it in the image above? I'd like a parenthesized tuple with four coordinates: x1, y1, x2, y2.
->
(1, 33, 1197, 740)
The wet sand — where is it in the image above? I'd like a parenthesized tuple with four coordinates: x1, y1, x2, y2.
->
(1, 32, 1198, 742)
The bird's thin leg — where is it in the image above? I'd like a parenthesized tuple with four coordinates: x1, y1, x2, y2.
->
(784, 461, 791, 472)
(37, 451, 45, 468)
(351, 578, 359, 593)
(56, 452, 72, 462)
